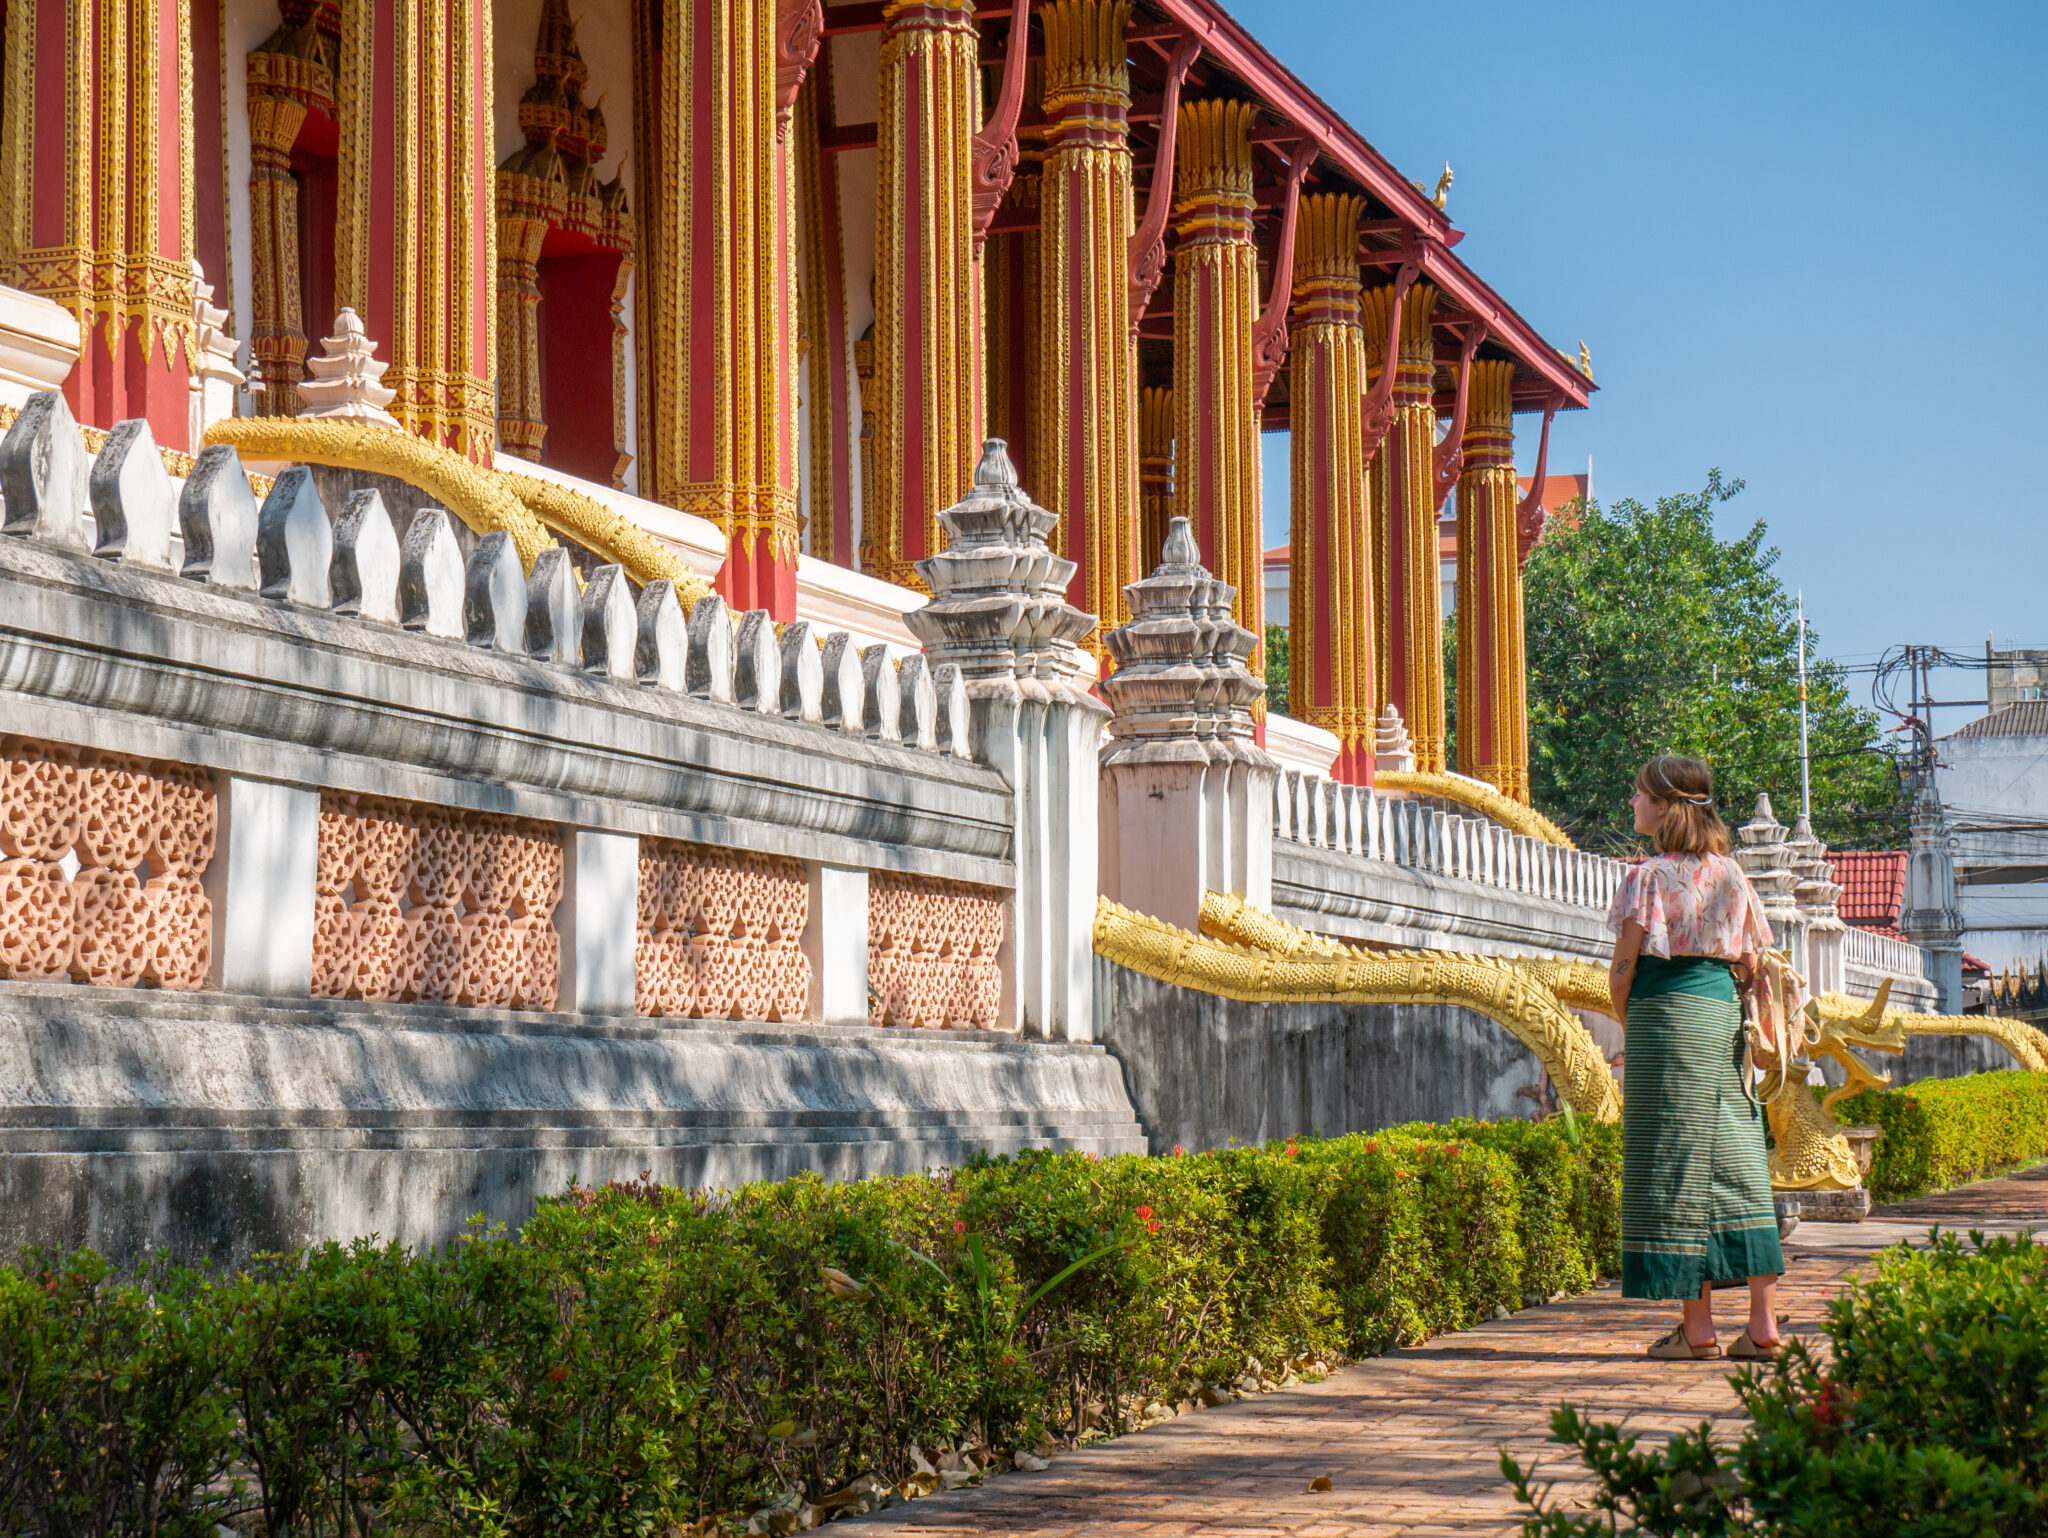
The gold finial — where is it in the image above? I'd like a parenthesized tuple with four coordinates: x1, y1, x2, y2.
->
(1576, 339, 1593, 380)
(1431, 162, 1452, 209)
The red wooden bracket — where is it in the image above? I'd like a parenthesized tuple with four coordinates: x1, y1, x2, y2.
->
(970, 0, 1034, 247)
(1516, 400, 1558, 566)
(1249, 138, 1317, 408)
(1125, 32, 1204, 336)
(1430, 323, 1486, 509)
(1358, 256, 1421, 465)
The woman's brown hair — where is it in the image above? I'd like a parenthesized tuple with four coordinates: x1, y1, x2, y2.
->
(1636, 755, 1731, 856)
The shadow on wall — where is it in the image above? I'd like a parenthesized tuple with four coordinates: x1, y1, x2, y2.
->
(1093, 957, 1544, 1154)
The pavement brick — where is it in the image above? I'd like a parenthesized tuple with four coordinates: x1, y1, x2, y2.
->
(837, 1168, 2045, 1538)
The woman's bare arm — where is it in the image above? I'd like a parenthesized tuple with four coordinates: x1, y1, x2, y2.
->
(1610, 919, 1645, 1024)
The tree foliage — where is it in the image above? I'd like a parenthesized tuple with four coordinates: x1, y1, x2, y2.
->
(1514, 472, 1897, 852)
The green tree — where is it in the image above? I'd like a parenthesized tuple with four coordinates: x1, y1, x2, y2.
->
(1264, 624, 1290, 716)
(1515, 471, 1897, 852)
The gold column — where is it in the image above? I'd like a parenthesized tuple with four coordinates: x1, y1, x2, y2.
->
(1365, 280, 1442, 771)
(1137, 385, 1173, 574)
(866, 0, 982, 590)
(1455, 359, 1528, 800)
(630, 0, 792, 610)
(984, 98, 1041, 495)
(244, 13, 333, 417)
(1171, 98, 1262, 685)
(1036, 0, 1137, 638)
(335, 0, 496, 459)
(1287, 193, 1371, 777)
(492, 162, 559, 461)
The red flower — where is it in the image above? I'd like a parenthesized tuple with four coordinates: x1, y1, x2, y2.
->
(1446, 1144, 1461, 1156)
(1364, 1141, 1378, 1153)
(547, 1364, 570, 1383)
(1284, 1145, 1299, 1159)
(953, 1219, 967, 1235)
(1172, 1145, 1185, 1156)
(1136, 1204, 1154, 1220)
(1145, 1219, 1161, 1235)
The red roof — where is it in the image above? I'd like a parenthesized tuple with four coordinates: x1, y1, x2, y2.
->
(1517, 473, 1589, 516)
(1264, 543, 1287, 569)
(1831, 850, 1906, 929)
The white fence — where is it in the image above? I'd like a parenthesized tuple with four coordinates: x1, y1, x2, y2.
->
(1844, 924, 1931, 983)
(1275, 771, 1630, 914)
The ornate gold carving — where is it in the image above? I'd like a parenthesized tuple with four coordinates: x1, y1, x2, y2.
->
(867, 0, 983, 592)
(1373, 769, 1574, 847)
(1036, 0, 1137, 644)
(1137, 385, 1173, 575)
(1171, 98, 1262, 690)
(1287, 192, 1369, 758)
(1095, 892, 1622, 1121)
(1454, 359, 1530, 802)
(1364, 281, 1443, 772)
(498, 466, 715, 608)
(245, 2, 339, 417)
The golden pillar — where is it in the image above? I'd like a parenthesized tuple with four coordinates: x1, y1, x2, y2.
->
(1365, 280, 1442, 772)
(630, 0, 794, 612)
(335, 0, 496, 460)
(1287, 194, 1372, 779)
(1137, 385, 1173, 574)
(1036, 0, 1137, 637)
(984, 101, 1042, 496)
(492, 161, 559, 462)
(244, 9, 335, 418)
(1172, 99, 1262, 683)
(2, 0, 199, 446)
(867, 0, 982, 591)
(1455, 360, 1529, 801)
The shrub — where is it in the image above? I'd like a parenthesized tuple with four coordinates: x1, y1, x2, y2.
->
(1830, 1068, 2048, 1201)
(1504, 1229, 2048, 1536)
(0, 1122, 1619, 1532)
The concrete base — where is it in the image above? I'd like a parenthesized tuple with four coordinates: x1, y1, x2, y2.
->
(1094, 957, 1545, 1155)
(1780, 1188, 1872, 1223)
(0, 983, 1146, 1266)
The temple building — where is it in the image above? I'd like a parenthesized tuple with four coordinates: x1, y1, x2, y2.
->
(4, 0, 1999, 1263)
(1, 0, 1596, 797)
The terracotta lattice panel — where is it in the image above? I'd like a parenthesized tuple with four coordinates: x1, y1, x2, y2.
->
(635, 840, 810, 1021)
(311, 794, 563, 1009)
(0, 737, 216, 990)
(867, 872, 1004, 1029)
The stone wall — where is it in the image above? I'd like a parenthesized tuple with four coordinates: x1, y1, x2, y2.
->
(1093, 957, 1546, 1155)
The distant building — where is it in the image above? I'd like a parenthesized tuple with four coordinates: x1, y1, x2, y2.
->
(1987, 642, 2048, 710)
(1937, 702, 2048, 973)
(1265, 472, 1589, 627)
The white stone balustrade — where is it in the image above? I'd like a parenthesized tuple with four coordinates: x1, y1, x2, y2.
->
(1271, 767, 1630, 914)
(0, 388, 965, 765)
(1844, 924, 1930, 983)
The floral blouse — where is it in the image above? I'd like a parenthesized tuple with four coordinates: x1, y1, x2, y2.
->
(1606, 852, 1774, 962)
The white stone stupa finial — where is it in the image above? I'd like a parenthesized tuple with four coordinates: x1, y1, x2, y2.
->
(1374, 702, 1416, 775)
(298, 307, 400, 428)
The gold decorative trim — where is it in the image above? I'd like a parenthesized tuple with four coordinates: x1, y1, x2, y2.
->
(1808, 990, 2048, 1075)
(497, 467, 715, 610)
(1373, 769, 1574, 847)
(204, 417, 556, 568)
(1454, 359, 1529, 802)
(1096, 893, 1622, 1121)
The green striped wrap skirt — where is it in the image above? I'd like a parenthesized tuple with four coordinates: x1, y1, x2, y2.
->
(1621, 956, 1784, 1299)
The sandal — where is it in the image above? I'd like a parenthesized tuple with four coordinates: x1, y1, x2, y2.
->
(1728, 1329, 1781, 1361)
(1647, 1326, 1721, 1360)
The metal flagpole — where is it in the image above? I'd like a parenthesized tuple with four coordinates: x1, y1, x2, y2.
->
(1797, 592, 1812, 821)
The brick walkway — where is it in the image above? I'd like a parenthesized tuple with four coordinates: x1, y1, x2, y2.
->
(839, 1167, 2048, 1538)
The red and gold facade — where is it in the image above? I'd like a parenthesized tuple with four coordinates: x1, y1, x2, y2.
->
(1, 0, 1588, 695)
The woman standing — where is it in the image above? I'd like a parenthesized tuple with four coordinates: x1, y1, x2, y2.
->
(1607, 755, 1785, 1360)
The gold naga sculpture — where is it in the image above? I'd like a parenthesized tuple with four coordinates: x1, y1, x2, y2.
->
(1108, 892, 2048, 1194)
(1095, 892, 1624, 1122)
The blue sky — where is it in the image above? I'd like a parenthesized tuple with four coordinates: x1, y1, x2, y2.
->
(1251, 0, 2046, 730)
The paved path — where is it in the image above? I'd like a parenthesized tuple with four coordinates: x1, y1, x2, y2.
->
(839, 1168, 2047, 1538)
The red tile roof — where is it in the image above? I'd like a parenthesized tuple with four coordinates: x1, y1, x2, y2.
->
(1947, 701, 2048, 740)
(1830, 850, 1906, 929)
(1517, 473, 1589, 516)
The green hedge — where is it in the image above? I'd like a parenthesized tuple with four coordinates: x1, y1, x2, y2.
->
(1506, 1229, 2048, 1535)
(1829, 1068, 2048, 1201)
(0, 1120, 1617, 1534)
